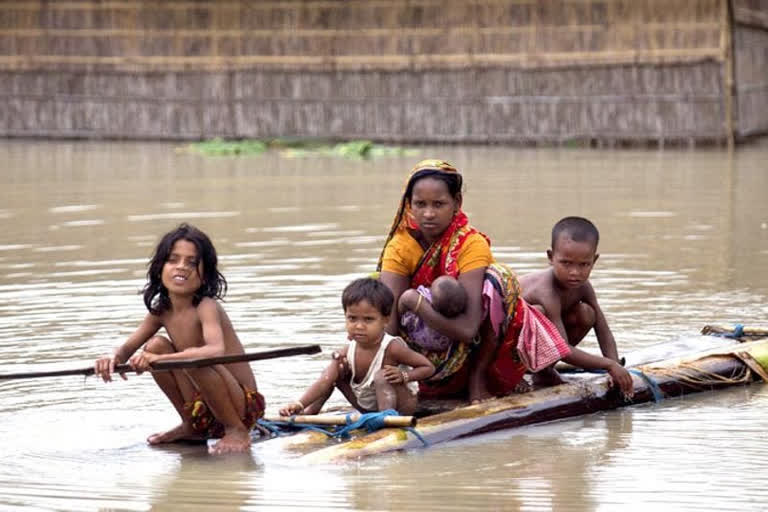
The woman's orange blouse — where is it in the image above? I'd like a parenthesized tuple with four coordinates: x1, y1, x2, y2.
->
(380, 231, 494, 277)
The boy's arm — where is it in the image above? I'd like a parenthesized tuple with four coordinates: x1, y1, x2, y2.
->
(380, 271, 411, 336)
(561, 347, 634, 397)
(582, 283, 619, 361)
(535, 289, 569, 343)
(384, 338, 435, 383)
(95, 313, 161, 381)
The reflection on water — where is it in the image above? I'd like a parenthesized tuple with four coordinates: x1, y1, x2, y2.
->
(0, 140, 767, 510)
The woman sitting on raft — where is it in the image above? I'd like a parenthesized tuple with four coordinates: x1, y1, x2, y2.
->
(377, 159, 527, 402)
(378, 159, 634, 403)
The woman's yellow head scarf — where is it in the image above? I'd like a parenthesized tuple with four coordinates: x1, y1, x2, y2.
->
(376, 159, 462, 272)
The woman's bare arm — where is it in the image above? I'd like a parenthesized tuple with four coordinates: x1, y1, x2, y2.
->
(379, 270, 411, 335)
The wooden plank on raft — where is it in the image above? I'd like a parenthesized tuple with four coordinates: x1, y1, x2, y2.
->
(262, 413, 416, 428)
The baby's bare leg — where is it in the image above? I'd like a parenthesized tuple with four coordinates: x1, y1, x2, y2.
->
(563, 302, 596, 347)
(143, 336, 202, 445)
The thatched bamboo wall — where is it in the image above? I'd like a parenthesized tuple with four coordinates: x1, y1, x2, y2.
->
(732, 0, 768, 137)
(0, 0, 764, 143)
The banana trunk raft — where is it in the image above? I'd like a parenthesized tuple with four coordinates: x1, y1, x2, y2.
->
(265, 328, 768, 464)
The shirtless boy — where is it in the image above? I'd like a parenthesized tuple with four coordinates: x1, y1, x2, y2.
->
(94, 223, 264, 455)
(521, 216, 624, 386)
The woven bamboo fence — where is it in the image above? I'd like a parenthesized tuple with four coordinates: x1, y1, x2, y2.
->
(0, 0, 765, 143)
(732, 0, 768, 137)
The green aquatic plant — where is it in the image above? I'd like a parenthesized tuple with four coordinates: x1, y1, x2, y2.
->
(185, 138, 415, 159)
(187, 138, 268, 156)
(281, 140, 416, 159)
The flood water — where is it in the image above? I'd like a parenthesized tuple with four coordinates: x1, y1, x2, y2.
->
(1, 139, 767, 511)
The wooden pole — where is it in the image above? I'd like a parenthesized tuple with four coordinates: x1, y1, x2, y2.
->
(721, 0, 736, 149)
(263, 413, 416, 428)
(0, 345, 321, 380)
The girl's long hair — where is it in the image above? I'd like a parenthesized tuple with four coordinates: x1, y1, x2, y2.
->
(143, 223, 227, 314)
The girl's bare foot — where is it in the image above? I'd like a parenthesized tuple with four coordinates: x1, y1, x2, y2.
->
(208, 427, 252, 455)
(147, 423, 203, 445)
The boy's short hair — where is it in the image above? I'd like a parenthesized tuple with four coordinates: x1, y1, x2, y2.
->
(551, 216, 599, 250)
(342, 277, 394, 317)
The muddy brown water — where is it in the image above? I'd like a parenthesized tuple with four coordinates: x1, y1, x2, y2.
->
(1, 140, 767, 511)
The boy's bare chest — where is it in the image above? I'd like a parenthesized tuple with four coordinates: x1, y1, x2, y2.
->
(559, 287, 586, 309)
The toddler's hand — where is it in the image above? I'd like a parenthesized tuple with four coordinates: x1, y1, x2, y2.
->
(381, 365, 407, 384)
(279, 401, 304, 416)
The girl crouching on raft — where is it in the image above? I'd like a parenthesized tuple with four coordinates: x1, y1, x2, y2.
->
(94, 223, 265, 455)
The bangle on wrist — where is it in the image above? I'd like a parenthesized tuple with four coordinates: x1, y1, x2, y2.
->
(401, 370, 409, 383)
(414, 294, 423, 314)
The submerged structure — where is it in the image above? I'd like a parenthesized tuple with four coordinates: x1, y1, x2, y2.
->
(1, 0, 767, 144)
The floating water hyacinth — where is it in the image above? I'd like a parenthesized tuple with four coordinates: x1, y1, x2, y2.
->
(186, 138, 268, 156)
(184, 138, 415, 159)
(281, 140, 417, 159)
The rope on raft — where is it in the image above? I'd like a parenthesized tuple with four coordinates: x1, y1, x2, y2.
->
(702, 323, 745, 339)
(701, 323, 768, 339)
(628, 369, 664, 402)
(257, 409, 430, 446)
(643, 360, 753, 389)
